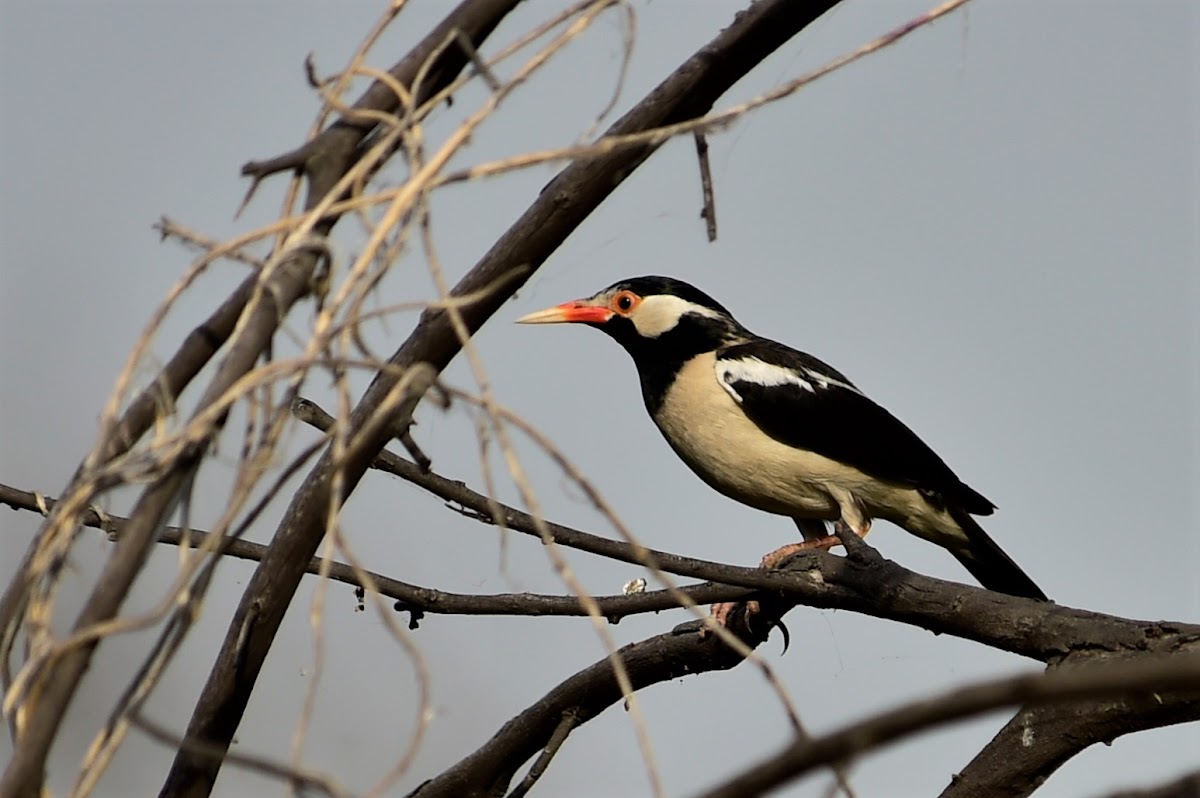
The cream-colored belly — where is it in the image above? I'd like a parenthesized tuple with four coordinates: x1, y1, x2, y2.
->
(653, 353, 968, 547)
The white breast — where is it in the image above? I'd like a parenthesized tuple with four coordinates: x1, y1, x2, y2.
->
(653, 352, 855, 519)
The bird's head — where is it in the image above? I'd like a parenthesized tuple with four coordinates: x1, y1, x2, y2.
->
(516, 275, 745, 365)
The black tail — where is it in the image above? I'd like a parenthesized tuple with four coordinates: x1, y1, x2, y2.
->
(947, 507, 1047, 601)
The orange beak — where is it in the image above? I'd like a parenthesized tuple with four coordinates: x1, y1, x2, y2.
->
(515, 300, 612, 325)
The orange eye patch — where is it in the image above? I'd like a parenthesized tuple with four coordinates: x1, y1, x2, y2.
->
(610, 290, 641, 316)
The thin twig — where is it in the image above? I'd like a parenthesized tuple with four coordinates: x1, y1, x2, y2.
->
(432, 0, 972, 190)
(694, 132, 717, 242)
(506, 708, 581, 798)
(154, 217, 266, 268)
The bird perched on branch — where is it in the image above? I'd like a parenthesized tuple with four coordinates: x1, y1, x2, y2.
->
(517, 276, 1046, 616)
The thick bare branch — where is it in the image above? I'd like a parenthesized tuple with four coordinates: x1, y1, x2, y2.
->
(411, 592, 791, 798)
(0, 4, 524, 797)
(5, 3, 1189, 798)
(940, 680, 1200, 798)
(0, 244, 320, 798)
(7, 460, 1198, 798)
(7, 459, 1195, 662)
(407, 617, 1200, 798)
(160, 4, 840, 795)
(297, 400, 1197, 663)
(241, 0, 523, 205)
(694, 651, 1200, 798)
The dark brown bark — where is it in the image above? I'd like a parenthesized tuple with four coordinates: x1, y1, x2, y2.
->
(694, 650, 1200, 798)
(1, 247, 313, 797)
(7, 3, 1189, 797)
(0, 3, 520, 798)
(157, 2, 839, 796)
(941, 652, 1200, 798)
(410, 595, 789, 798)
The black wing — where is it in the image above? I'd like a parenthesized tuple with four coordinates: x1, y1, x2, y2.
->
(716, 339, 994, 515)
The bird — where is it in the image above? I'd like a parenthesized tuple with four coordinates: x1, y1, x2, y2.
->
(516, 275, 1047, 610)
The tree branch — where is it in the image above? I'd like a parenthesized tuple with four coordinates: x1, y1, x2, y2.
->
(9, 424, 1195, 667)
(411, 592, 791, 798)
(161, 3, 841, 795)
(504, 708, 580, 798)
(299, 399, 1200, 663)
(1, 246, 322, 797)
(0, 481, 749, 625)
(2, 2, 529, 793)
(98, 0, 521, 471)
(7, 463, 1199, 798)
(409, 616, 1200, 798)
(693, 652, 1200, 798)
(940, 676, 1200, 798)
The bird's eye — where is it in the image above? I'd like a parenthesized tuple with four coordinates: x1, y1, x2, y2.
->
(612, 291, 639, 315)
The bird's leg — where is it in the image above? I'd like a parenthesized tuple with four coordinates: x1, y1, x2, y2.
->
(707, 534, 840, 633)
(758, 516, 872, 566)
(758, 513, 872, 567)
(757, 535, 841, 568)
(705, 516, 872, 634)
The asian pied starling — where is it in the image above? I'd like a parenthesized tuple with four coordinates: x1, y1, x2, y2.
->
(517, 276, 1047, 611)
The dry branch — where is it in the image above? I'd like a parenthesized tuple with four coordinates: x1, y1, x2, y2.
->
(408, 615, 1200, 798)
(158, 3, 840, 796)
(0, 2, 524, 796)
(409, 596, 790, 798)
(694, 132, 718, 241)
(6, 447, 1199, 798)
(9, 2, 1183, 797)
(694, 652, 1200, 798)
(9, 447, 1196, 663)
(0, 480, 747, 623)
(939, 688, 1200, 798)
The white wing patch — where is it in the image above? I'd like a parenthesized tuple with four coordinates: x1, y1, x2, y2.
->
(715, 357, 864, 403)
(715, 357, 814, 403)
(803, 368, 863, 395)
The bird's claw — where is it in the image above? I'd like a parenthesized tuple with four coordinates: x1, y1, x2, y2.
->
(775, 619, 791, 654)
(704, 599, 761, 635)
(699, 601, 790, 653)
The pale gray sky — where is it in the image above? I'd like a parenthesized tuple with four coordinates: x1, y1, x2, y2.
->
(1, 2, 1197, 797)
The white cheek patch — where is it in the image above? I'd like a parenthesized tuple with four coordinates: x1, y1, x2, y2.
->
(629, 295, 722, 338)
(715, 357, 814, 403)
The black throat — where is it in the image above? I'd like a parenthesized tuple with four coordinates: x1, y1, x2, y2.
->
(599, 313, 745, 416)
